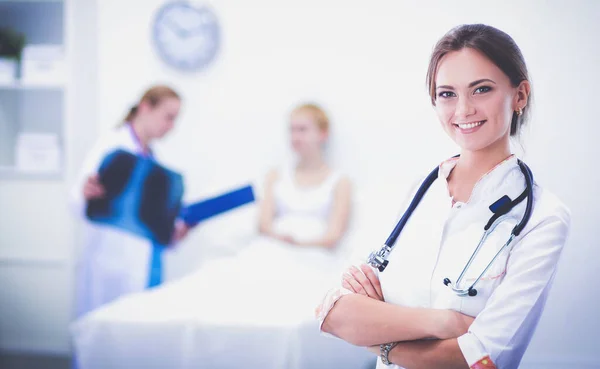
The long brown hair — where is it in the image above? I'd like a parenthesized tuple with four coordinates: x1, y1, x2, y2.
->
(426, 24, 532, 136)
(124, 85, 181, 123)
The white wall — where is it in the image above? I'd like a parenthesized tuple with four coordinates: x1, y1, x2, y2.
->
(1, 0, 598, 366)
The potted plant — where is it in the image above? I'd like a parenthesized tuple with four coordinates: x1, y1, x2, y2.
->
(0, 27, 26, 83)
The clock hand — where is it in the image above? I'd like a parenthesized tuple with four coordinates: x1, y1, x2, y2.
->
(186, 24, 211, 37)
(163, 17, 187, 38)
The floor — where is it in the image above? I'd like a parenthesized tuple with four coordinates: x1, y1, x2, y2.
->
(0, 351, 376, 369)
(0, 352, 71, 369)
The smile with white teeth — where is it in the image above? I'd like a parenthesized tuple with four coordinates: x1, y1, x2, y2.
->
(455, 120, 486, 129)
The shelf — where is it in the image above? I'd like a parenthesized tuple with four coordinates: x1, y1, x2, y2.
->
(0, 0, 66, 182)
(0, 166, 62, 180)
(0, 81, 65, 90)
(0, 255, 70, 268)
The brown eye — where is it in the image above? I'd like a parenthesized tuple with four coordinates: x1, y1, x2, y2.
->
(438, 91, 456, 98)
(474, 86, 492, 94)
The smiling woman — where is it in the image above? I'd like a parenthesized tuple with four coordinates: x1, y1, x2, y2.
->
(151, 1, 221, 72)
(431, 47, 530, 171)
(316, 24, 570, 369)
(426, 27, 532, 139)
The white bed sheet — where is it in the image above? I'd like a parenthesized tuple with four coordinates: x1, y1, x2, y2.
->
(71, 237, 376, 369)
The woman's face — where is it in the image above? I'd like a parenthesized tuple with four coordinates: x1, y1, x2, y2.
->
(141, 97, 181, 139)
(289, 111, 327, 157)
(434, 47, 524, 153)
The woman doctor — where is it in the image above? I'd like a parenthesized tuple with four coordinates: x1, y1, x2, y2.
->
(316, 24, 571, 369)
(71, 85, 190, 318)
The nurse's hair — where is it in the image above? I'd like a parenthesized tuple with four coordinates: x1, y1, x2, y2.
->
(426, 24, 532, 136)
(291, 103, 330, 133)
(124, 85, 181, 123)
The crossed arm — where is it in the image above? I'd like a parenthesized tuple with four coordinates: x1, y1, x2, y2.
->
(321, 205, 571, 369)
(320, 264, 472, 369)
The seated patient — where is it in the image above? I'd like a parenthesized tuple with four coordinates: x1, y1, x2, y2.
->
(237, 102, 352, 272)
(70, 103, 370, 369)
(260, 102, 351, 249)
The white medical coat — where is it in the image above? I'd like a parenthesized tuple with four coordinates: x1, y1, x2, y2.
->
(70, 124, 159, 318)
(317, 155, 571, 369)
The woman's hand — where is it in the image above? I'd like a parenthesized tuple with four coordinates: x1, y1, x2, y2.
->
(83, 174, 105, 200)
(271, 233, 296, 244)
(171, 220, 190, 244)
(342, 264, 384, 301)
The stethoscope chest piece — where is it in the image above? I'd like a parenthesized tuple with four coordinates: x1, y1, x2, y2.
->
(367, 245, 392, 272)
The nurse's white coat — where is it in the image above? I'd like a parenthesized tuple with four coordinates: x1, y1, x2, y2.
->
(70, 124, 159, 318)
(318, 155, 571, 369)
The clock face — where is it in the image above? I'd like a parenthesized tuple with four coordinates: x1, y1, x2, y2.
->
(152, 2, 221, 71)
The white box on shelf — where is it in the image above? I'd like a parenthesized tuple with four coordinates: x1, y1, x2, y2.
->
(0, 58, 17, 85)
(20, 45, 65, 86)
(15, 132, 61, 173)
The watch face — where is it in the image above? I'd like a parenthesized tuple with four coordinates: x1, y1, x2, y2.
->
(152, 1, 221, 71)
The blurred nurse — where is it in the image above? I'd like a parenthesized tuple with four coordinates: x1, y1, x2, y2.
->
(70, 85, 190, 318)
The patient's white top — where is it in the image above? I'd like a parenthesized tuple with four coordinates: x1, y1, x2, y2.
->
(230, 166, 345, 276)
(316, 155, 571, 369)
(271, 166, 342, 243)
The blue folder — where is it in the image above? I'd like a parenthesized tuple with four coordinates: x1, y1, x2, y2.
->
(180, 185, 255, 227)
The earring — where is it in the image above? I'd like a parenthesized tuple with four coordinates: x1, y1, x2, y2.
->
(516, 108, 523, 116)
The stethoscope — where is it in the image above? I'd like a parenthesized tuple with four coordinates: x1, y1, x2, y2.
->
(367, 156, 534, 297)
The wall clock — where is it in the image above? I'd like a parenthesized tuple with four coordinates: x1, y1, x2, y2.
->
(152, 1, 221, 72)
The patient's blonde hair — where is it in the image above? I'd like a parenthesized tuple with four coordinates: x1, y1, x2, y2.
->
(291, 103, 330, 133)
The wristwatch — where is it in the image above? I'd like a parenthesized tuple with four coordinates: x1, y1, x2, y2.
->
(380, 342, 398, 366)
